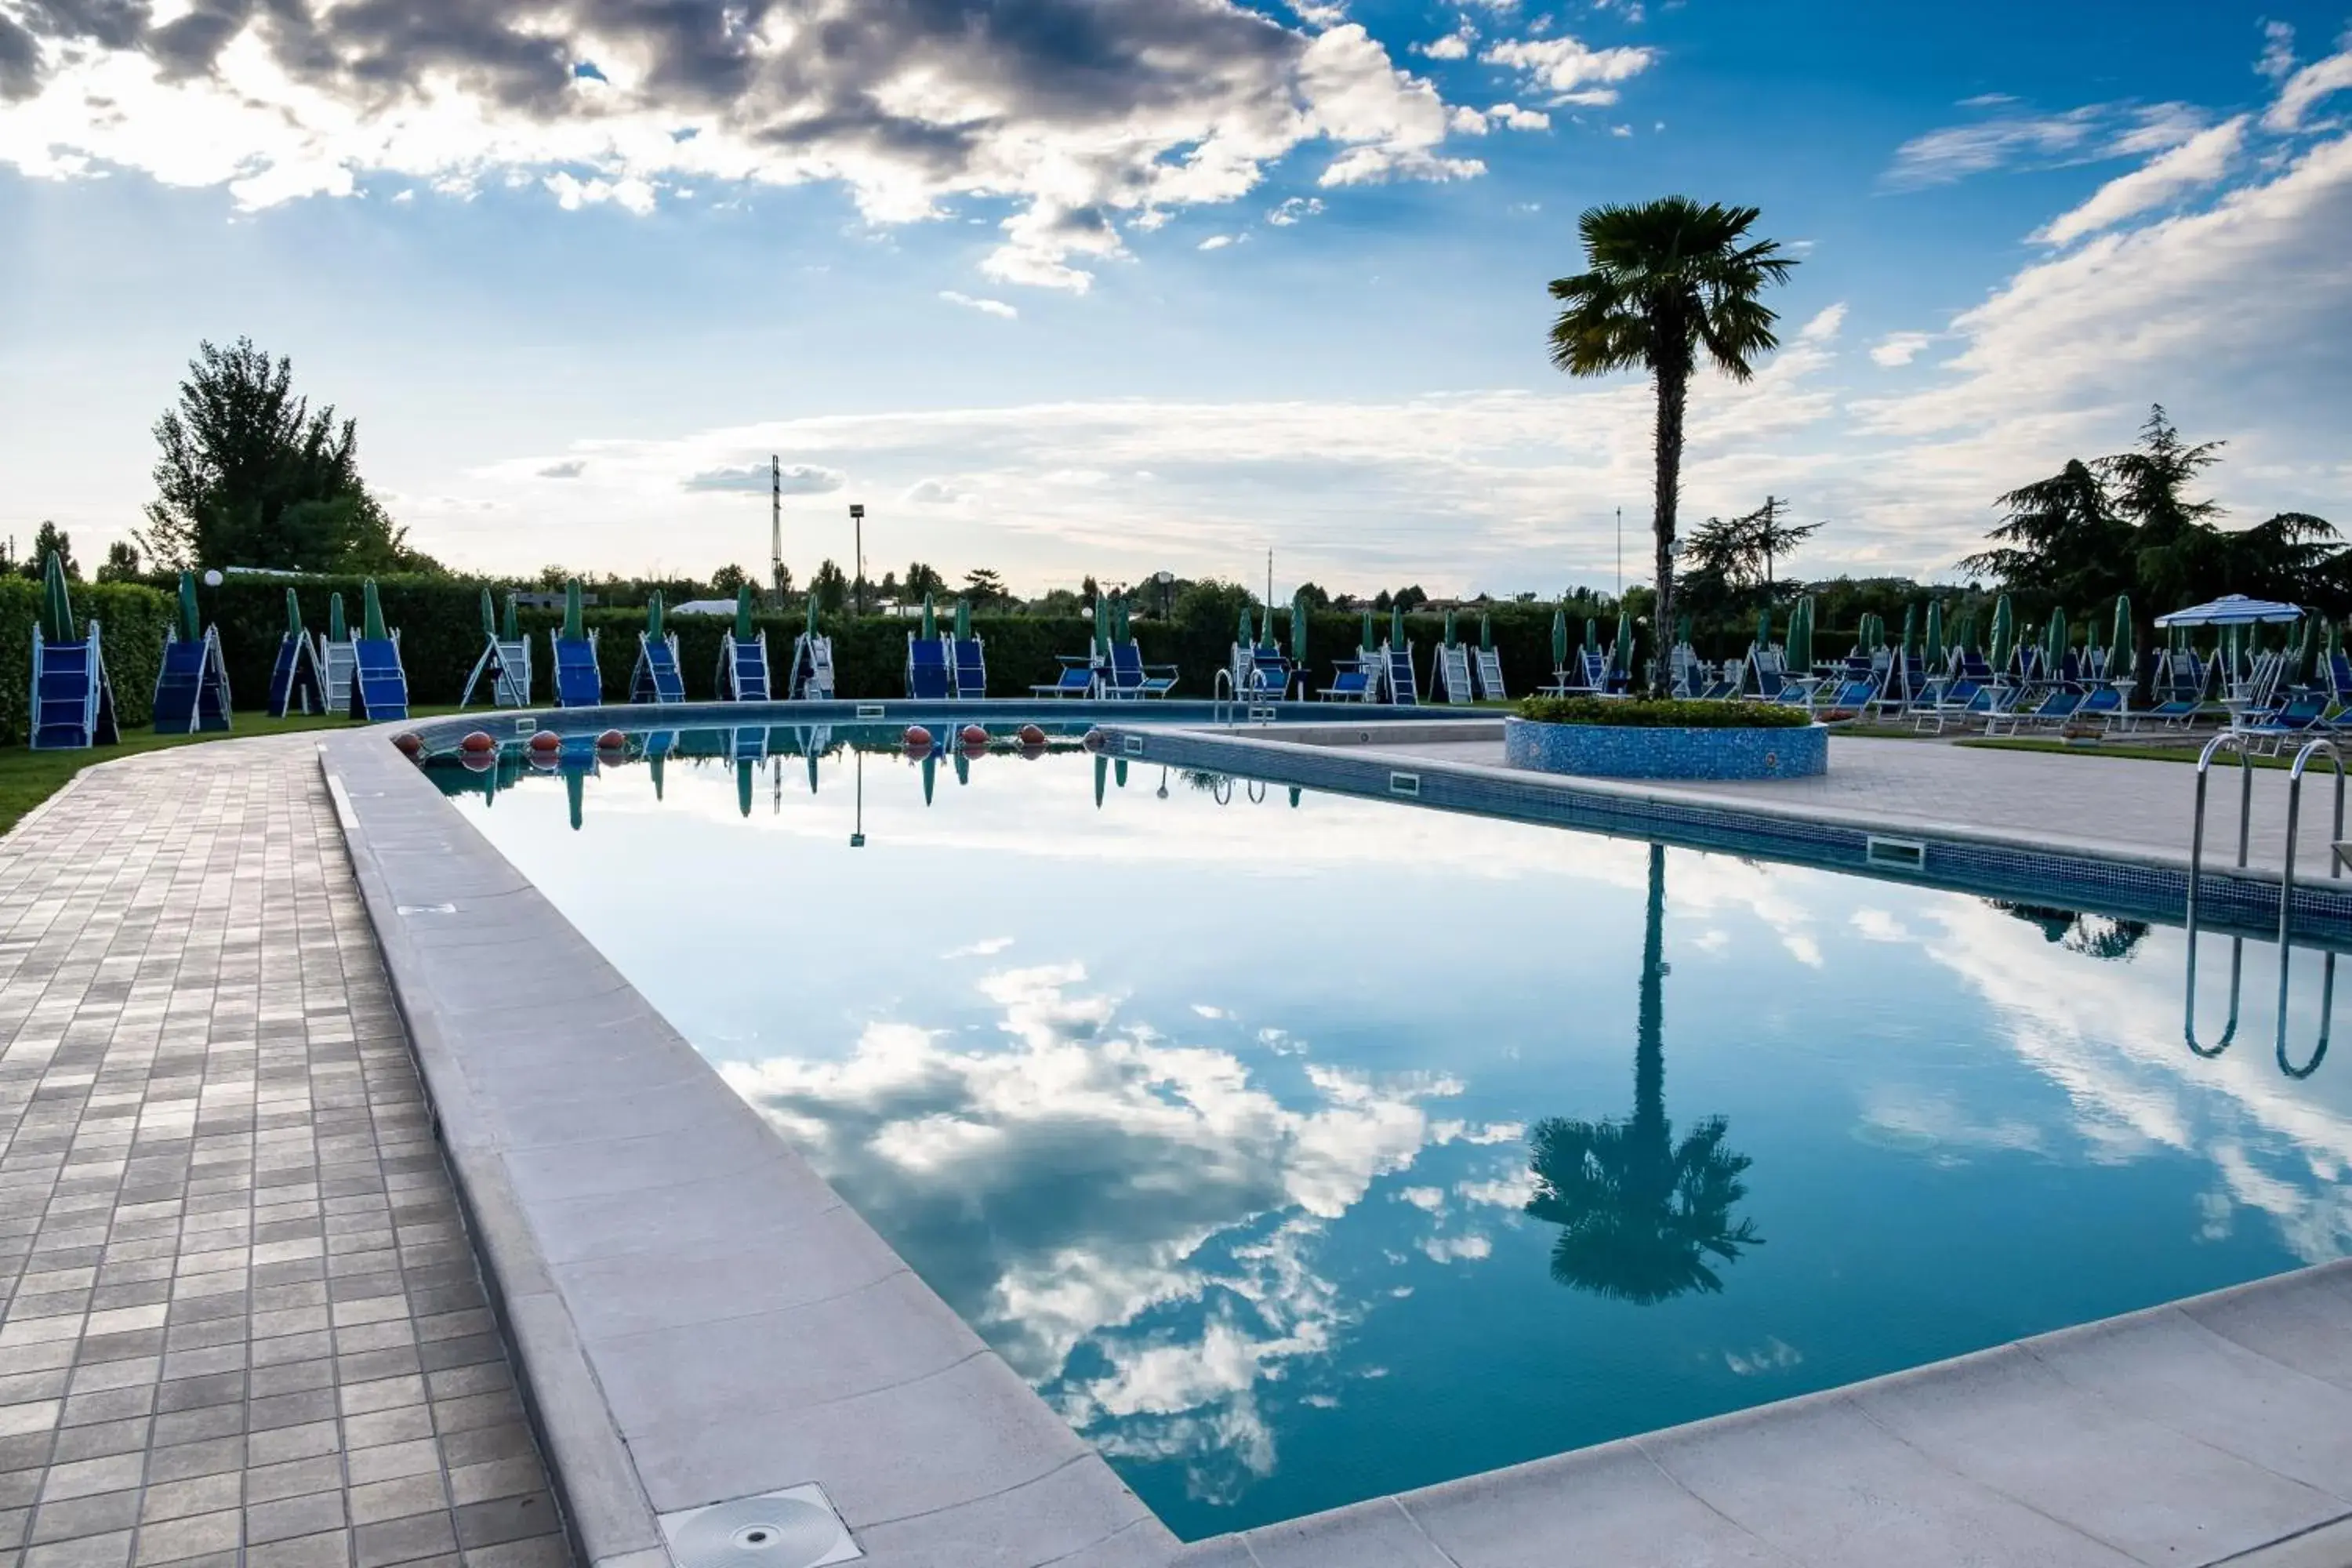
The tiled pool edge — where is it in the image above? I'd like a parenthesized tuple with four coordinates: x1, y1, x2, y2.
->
(1100, 720, 2352, 947)
(315, 729, 1177, 1568)
(318, 742, 666, 1568)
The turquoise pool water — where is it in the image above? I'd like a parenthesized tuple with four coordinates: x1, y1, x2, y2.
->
(438, 728, 2352, 1540)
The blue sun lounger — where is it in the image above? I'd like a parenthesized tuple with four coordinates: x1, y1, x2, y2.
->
(31, 624, 120, 750)
(2238, 691, 2332, 754)
(1473, 645, 1508, 701)
(1430, 642, 1475, 705)
(907, 634, 953, 699)
(154, 626, 233, 735)
(631, 631, 685, 703)
(1984, 684, 2082, 735)
(349, 637, 409, 721)
(551, 631, 603, 707)
(717, 630, 770, 701)
(269, 630, 326, 718)
(1033, 656, 1098, 698)
(953, 636, 987, 699)
(1105, 641, 1177, 698)
(1377, 644, 1417, 706)
(1320, 654, 1377, 701)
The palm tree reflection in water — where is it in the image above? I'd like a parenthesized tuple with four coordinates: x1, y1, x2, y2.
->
(1526, 844, 1762, 1305)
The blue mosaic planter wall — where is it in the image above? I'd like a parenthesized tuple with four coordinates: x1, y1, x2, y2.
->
(1501, 717, 1827, 780)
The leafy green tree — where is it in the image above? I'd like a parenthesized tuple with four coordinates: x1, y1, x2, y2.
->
(1958, 459, 2132, 606)
(139, 336, 431, 572)
(1549, 199, 1797, 695)
(1171, 578, 1253, 631)
(710, 563, 750, 595)
(96, 540, 140, 583)
(903, 562, 947, 601)
(811, 558, 850, 614)
(962, 568, 1007, 608)
(1525, 844, 1762, 1304)
(1294, 582, 1333, 611)
(20, 522, 76, 581)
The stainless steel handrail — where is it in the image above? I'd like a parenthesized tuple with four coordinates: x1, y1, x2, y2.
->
(2276, 738, 2344, 1077)
(2186, 732, 2256, 1057)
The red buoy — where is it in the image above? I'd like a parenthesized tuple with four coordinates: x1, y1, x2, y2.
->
(1017, 723, 1048, 746)
(959, 724, 989, 747)
(528, 731, 563, 753)
(392, 733, 424, 759)
(596, 730, 627, 751)
(459, 731, 497, 754)
(902, 725, 934, 752)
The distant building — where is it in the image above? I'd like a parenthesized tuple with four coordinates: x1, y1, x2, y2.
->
(512, 590, 599, 610)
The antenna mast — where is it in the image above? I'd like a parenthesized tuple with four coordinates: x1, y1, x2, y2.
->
(1615, 506, 1623, 601)
(769, 455, 783, 608)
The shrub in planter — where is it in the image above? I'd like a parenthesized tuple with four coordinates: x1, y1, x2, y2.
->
(1514, 696, 1813, 729)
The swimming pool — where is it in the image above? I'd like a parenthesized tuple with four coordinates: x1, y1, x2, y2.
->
(434, 724, 2352, 1541)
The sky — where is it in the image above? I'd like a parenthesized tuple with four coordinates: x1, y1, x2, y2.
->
(2, 0, 2350, 599)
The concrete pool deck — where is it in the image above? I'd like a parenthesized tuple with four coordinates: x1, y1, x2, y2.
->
(1093, 718, 2352, 947)
(16, 715, 2352, 1568)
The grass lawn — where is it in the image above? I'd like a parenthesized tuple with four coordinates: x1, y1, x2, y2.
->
(0, 706, 462, 838)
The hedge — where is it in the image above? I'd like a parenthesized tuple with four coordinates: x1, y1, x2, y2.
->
(172, 575, 1620, 707)
(0, 578, 176, 746)
(1514, 696, 1814, 728)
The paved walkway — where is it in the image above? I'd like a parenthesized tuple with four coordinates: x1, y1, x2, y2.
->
(1362, 731, 2350, 874)
(0, 740, 569, 1568)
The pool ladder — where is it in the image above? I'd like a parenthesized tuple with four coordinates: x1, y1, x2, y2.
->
(2185, 734, 2343, 1076)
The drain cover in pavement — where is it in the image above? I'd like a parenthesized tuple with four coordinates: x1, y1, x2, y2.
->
(660, 1486, 860, 1568)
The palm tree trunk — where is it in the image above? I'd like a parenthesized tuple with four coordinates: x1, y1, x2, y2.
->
(1635, 843, 1666, 1141)
(1650, 360, 1688, 699)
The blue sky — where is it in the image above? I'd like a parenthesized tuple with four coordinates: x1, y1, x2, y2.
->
(2, 0, 2347, 597)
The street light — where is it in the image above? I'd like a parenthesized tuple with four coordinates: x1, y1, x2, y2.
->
(850, 503, 866, 616)
(1154, 570, 1174, 619)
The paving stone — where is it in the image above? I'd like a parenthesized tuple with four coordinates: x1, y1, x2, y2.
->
(0, 751, 568, 1568)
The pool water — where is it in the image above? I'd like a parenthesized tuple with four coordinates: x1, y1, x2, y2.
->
(439, 728, 2352, 1540)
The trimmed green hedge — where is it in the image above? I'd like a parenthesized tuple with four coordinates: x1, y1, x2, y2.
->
(0, 578, 176, 746)
(1514, 696, 1813, 729)
(170, 574, 1616, 706)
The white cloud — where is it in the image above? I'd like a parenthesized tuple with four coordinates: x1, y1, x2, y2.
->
(1198, 234, 1239, 251)
(2258, 21, 2298, 85)
(1420, 32, 1472, 61)
(1479, 34, 1656, 104)
(2034, 117, 2247, 246)
(1850, 909, 1911, 943)
(940, 291, 1018, 320)
(1266, 195, 1326, 226)
(903, 477, 964, 505)
(1870, 332, 1934, 368)
(535, 459, 586, 480)
(717, 962, 1488, 1501)
(1488, 103, 1550, 132)
(0, 1, 1488, 292)
(681, 461, 842, 494)
(2267, 42, 2352, 131)
(1797, 302, 1846, 342)
(1883, 106, 2107, 189)
(943, 935, 1012, 957)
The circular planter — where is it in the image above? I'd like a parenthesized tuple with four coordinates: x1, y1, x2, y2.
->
(1503, 716, 1827, 780)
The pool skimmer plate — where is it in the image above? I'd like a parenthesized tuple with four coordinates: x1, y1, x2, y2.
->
(659, 1486, 859, 1568)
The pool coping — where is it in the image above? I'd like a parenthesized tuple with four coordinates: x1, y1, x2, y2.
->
(316, 707, 2352, 1567)
(1092, 717, 2352, 949)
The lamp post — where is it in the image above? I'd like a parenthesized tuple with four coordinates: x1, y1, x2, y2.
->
(1156, 570, 1174, 619)
(850, 503, 866, 616)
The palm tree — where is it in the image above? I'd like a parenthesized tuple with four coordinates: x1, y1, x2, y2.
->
(1548, 200, 1798, 697)
(1524, 844, 1762, 1304)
